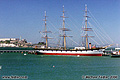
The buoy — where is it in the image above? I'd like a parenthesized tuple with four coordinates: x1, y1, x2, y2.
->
(77, 55, 80, 57)
(53, 66, 55, 68)
(0, 66, 2, 69)
(24, 53, 27, 56)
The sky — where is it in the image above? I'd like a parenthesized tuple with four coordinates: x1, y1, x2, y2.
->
(0, 0, 120, 47)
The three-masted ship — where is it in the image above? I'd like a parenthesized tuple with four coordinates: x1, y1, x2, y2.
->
(35, 5, 103, 56)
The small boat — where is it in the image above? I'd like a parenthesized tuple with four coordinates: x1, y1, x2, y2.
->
(111, 51, 120, 58)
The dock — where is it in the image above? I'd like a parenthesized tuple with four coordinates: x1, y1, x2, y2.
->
(0, 47, 39, 54)
(0, 50, 37, 54)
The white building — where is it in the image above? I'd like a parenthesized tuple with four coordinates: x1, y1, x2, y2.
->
(0, 38, 17, 41)
(0, 43, 16, 47)
(0, 38, 32, 47)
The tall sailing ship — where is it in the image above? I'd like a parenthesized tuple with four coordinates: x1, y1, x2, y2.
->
(35, 5, 104, 56)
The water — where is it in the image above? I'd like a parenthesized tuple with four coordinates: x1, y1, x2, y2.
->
(0, 53, 120, 80)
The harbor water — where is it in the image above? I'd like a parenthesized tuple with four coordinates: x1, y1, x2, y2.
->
(0, 53, 120, 80)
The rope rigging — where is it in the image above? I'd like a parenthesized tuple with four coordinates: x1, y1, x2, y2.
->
(88, 9, 113, 44)
(88, 21, 109, 45)
(39, 6, 113, 48)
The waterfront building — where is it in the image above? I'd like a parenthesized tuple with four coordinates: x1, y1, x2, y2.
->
(0, 38, 32, 47)
(0, 38, 18, 41)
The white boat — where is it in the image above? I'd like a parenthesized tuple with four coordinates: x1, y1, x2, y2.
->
(111, 48, 120, 57)
(111, 51, 120, 57)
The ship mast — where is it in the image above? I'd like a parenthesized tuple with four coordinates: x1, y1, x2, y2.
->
(63, 5, 66, 50)
(60, 5, 71, 50)
(42, 11, 52, 48)
(85, 4, 88, 49)
(83, 4, 93, 49)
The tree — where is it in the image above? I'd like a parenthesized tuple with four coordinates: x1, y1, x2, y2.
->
(38, 42, 46, 45)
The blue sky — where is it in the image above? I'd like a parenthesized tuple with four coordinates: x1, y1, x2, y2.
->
(0, 0, 120, 47)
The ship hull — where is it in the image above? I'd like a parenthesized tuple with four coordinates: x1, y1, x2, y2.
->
(36, 50, 102, 56)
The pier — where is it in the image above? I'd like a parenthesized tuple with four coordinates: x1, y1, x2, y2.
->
(0, 50, 37, 54)
(0, 47, 38, 54)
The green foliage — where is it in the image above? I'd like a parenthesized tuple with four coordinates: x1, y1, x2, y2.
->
(38, 42, 46, 45)
(0, 41, 4, 43)
(0, 40, 10, 44)
(5, 40, 10, 44)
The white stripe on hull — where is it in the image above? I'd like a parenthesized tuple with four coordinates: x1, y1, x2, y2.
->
(37, 50, 103, 56)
